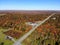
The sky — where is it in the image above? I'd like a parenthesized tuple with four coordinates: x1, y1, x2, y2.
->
(0, 0, 60, 10)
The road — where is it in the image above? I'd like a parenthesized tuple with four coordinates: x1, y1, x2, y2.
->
(0, 14, 6, 16)
(13, 13, 55, 45)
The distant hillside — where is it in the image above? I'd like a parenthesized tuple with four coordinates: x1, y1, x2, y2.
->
(0, 10, 60, 14)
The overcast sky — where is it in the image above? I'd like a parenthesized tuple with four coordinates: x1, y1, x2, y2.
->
(0, 0, 60, 10)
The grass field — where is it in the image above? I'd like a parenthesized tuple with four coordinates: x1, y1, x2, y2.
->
(0, 28, 13, 45)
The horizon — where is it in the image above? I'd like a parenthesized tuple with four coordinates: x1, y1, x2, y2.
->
(0, 0, 60, 10)
(0, 10, 60, 11)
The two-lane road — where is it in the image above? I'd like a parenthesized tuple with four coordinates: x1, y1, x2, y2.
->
(13, 13, 56, 45)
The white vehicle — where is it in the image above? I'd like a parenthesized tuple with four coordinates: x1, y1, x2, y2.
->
(5, 36, 15, 42)
(25, 22, 37, 27)
(52, 17, 56, 20)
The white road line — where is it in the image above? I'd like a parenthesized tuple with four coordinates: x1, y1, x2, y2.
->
(13, 13, 55, 45)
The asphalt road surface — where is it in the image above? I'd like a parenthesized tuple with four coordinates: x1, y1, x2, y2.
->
(13, 13, 56, 45)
